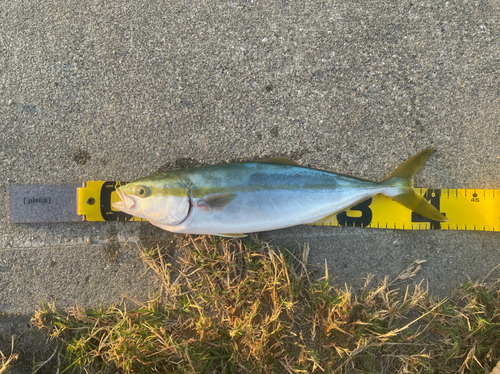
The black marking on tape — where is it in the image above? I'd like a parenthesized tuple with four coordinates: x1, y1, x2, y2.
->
(100, 181, 134, 222)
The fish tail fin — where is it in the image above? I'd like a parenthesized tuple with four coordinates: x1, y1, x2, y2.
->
(382, 148, 448, 222)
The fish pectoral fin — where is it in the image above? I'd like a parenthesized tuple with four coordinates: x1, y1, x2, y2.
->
(197, 193, 237, 212)
(212, 233, 247, 238)
(254, 156, 300, 166)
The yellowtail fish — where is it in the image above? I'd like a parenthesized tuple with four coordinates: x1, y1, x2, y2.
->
(112, 148, 448, 237)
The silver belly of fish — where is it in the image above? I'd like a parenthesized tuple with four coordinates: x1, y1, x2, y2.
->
(171, 185, 389, 235)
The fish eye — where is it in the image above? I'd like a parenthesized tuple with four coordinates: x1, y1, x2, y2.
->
(135, 186, 150, 198)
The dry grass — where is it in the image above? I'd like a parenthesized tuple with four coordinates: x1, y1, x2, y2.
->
(32, 235, 500, 373)
(0, 336, 18, 374)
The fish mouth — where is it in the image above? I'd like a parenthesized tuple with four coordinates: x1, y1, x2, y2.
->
(112, 188, 136, 211)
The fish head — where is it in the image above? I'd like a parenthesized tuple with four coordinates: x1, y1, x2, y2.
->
(112, 175, 191, 226)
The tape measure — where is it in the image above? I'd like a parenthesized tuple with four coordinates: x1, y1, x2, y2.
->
(77, 181, 147, 222)
(73, 182, 500, 232)
(312, 188, 499, 231)
(6, 182, 499, 231)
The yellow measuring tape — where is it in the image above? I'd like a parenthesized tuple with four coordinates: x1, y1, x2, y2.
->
(77, 181, 147, 222)
(77, 182, 500, 231)
(312, 188, 499, 231)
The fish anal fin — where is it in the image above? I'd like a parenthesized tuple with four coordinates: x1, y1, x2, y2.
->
(310, 198, 371, 224)
(197, 193, 237, 212)
(311, 213, 337, 224)
(254, 157, 299, 166)
(150, 221, 173, 231)
(212, 233, 247, 238)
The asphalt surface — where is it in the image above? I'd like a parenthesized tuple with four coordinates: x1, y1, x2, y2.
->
(0, 0, 499, 368)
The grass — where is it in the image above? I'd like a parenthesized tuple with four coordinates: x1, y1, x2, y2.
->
(32, 235, 500, 373)
(0, 336, 18, 374)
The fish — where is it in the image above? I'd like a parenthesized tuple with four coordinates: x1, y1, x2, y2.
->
(112, 148, 448, 237)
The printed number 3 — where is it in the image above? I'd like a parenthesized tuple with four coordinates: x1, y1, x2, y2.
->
(337, 198, 373, 227)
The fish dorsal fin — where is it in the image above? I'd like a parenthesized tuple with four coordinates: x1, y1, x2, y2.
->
(196, 193, 237, 212)
(254, 157, 299, 166)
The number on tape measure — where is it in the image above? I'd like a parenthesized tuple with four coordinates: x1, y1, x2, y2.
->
(337, 198, 372, 227)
